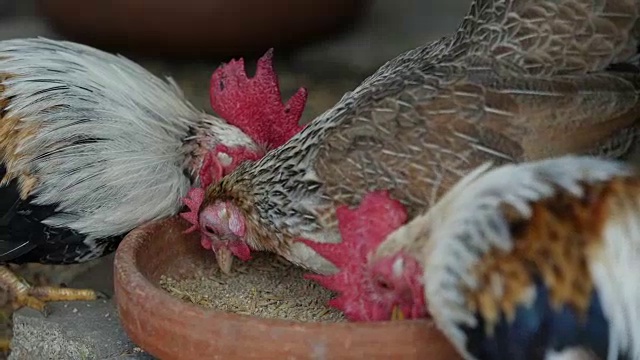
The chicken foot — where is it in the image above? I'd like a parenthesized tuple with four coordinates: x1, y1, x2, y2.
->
(0, 266, 105, 352)
(0, 265, 105, 315)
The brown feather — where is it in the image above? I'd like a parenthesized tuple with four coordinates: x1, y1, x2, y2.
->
(315, 71, 640, 217)
(201, 0, 640, 273)
(465, 176, 640, 334)
(0, 72, 39, 199)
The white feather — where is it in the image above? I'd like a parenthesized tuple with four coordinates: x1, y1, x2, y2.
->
(545, 347, 600, 360)
(0, 38, 255, 250)
(589, 191, 640, 360)
(417, 156, 634, 359)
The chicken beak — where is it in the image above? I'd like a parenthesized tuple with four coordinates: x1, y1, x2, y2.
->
(215, 247, 234, 275)
(391, 305, 405, 321)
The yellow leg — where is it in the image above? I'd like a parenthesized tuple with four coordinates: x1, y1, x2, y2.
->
(0, 266, 105, 315)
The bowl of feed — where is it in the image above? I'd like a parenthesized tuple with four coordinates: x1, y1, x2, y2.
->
(113, 216, 461, 359)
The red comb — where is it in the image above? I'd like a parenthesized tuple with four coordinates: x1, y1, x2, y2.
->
(210, 48, 307, 150)
(198, 151, 223, 190)
(182, 144, 262, 233)
(184, 48, 307, 249)
(198, 145, 263, 189)
(180, 187, 214, 249)
(299, 191, 408, 320)
(180, 187, 205, 234)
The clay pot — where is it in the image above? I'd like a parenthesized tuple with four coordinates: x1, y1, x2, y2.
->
(36, 0, 372, 58)
(114, 216, 462, 359)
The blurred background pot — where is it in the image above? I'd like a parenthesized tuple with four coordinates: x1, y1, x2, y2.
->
(36, 0, 373, 58)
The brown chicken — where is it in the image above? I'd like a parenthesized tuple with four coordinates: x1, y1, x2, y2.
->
(185, 0, 640, 274)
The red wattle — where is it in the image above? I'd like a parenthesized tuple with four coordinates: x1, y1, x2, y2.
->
(229, 241, 252, 261)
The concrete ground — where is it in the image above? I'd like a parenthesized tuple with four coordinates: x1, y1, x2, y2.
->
(10, 301, 153, 360)
(0, 0, 469, 359)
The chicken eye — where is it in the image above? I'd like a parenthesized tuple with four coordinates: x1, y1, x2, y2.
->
(375, 277, 392, 290)
(204, 225, 216, 234)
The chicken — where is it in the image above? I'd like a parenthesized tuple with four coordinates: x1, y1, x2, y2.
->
(423, 156, 640, 360)
(187, 0, 640, 275)
(0, 38, 306, 315)
(308, 156, 640, 359)
(301, 162, 495, 321)
(181, 51, 307, 269)
(299, 190, 426, 321)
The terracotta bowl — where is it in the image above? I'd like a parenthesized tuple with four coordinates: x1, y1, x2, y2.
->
(114, 216, 461, 359)
(36, 0, 372, 58)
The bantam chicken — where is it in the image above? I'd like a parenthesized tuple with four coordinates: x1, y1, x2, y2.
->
(301, 170, 490, 322)
(307, 155, 640, 359)
(185, 0, 640, 275)
(422, 155, 640, 360)
(0, 38, 307, 316)
(300, 189, 423, 321)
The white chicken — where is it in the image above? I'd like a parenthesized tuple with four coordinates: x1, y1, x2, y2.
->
(0, 38, 305, 316)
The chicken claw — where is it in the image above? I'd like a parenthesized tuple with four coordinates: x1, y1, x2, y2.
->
(0, 266, 105, 316)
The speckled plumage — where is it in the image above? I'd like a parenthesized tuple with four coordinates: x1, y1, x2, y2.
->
(0, 38, 258, 264)
(420, 156, 640, 360)
(203, 0, 640, 274)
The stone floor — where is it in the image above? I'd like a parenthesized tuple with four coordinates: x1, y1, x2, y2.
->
(10, 301, 154, 360)
(0, 0, 470, 358)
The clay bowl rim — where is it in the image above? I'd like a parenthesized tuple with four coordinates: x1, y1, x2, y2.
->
(114, 216, 431, 331)
(113, 216, 460, 359)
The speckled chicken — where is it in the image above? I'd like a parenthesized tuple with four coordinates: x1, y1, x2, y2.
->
(309, 155, 640, 359)
(187, 0, 640, 274)
(0, 38, 307, 315)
